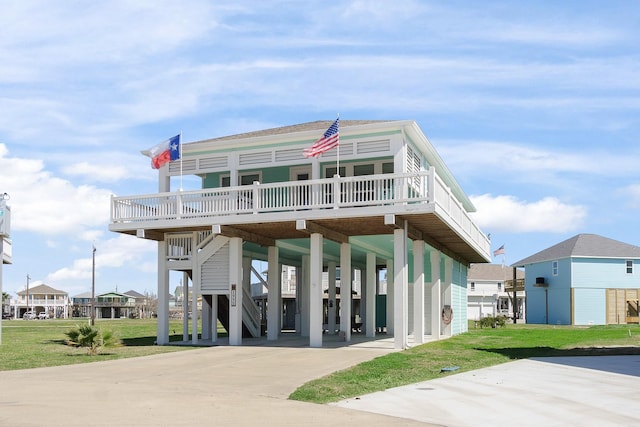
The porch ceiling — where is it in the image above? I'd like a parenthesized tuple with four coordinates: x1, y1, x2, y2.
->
(118, 211, 487, 265)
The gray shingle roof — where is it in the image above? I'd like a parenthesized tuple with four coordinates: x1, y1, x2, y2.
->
(512, 234, 640, 267)
(191, 120, 392, 144)
(16, 283, 67, 296)
(468, 263, 524, 281)
(124, 290, 145, 298)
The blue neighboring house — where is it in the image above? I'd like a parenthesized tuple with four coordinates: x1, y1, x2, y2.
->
(513, 234, 640, 325)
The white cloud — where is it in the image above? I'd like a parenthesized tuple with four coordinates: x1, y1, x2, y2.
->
(438, 140, 640, 180)
(470, 194, 587, 233)
(62, 161, 130, 183)
(47, 234, 156, 283)
(0, 143, 112, 234)
(617, 184, 640, 208)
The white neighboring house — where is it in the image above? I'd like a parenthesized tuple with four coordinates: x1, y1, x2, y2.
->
(14, 283, 70, 319)
(467, 264, 525, 321)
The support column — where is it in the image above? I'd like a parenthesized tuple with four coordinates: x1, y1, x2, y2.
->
(211, 294, 218, 343)
(182, 272, 189, 341)
(309, 233, 323, 348)
(393, 225, 408, 350)
(294, 265, 301, 334)
(340, 242, 351, 342)
(191, 270, 199, 344)
(386, 259, 394, 334)
(443, 258, 453, 336)
(267, 246, 280, 341)
(430, 250, 441, 340)
(229, 237, 243, 346)
(202, 295, 212, 341)
(157, 239, 169, 345)
(365, 252, 376, 338)
(413, 240, 425, 344)
(327, 261, 337, 335)
(300, 256, 310, 337)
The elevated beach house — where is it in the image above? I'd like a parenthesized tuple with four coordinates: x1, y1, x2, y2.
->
(109, 120, 491, 348)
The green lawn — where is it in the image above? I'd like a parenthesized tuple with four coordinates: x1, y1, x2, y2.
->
(0, 318, 212, 371)
(2, 319, 639, 405)
(289, 323, 640, 404)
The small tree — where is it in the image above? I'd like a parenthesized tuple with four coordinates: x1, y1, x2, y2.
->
(65, 324, 121, 355)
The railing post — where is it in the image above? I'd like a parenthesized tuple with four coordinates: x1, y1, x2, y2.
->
(333, 174, 340, 209)
(176, 191, 182, 220)
(427, 167, 435, 204)
(253, 181, 260, 214)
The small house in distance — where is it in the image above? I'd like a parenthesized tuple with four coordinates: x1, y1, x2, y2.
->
(513, 234, 640, 325)
(467, 264, 525, 321)
(15, 283, 69, 319)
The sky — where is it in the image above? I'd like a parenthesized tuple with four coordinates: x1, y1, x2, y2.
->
(1, 1, 639, 298)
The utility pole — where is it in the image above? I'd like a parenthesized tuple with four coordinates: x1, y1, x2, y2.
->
(91, 245, 96, 326)
(26, 274, 30, 314)
(512, 267, 517, 324)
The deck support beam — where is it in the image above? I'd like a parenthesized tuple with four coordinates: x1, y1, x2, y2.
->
(157, 239, 169, 345)
(327, 261, 337, 335)
(413, 240, 425, 344)
(365, 252, 376, 338)
(229, 237, 243, 346)
(296, 220, 348, 244)
(340, 242, 352, 342)
(393, 223, 409, 349)
(309, 233, 323, 348)
(443, 257, 453, 336)
(267, 245, 280, 341)
(430, 250, 441, 339)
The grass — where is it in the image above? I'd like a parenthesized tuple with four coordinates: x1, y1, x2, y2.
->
(0, 318, 225, 371)
(289, 323, 640, 404)
(3, 319, 639, 404)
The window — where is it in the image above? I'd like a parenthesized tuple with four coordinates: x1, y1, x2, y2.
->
(325, 166, 346, 178)
(220, 172, 261, 187)
(470, 282, 475, 291)
(626, 260, 633, 274)
(497, 282, 502, 291)
(552, 260, 558, 276)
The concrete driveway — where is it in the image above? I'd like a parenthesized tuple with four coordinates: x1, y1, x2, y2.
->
(1, 335, 638, 426)
(333, 355, 640, 426)
(0, 336, 427, 426)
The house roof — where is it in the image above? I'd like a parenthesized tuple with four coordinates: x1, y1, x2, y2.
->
(72, 291, 92, 298)
(468, 263, 524, 281)
(124, 290, 145, 298)
(191, 120, 387, 144)
(17, 283, 67, 296)
(512, 234, 640, 267)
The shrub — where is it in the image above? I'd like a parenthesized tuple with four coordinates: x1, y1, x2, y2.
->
(479, 315, 508, 328)
(65, 324, 121, 355)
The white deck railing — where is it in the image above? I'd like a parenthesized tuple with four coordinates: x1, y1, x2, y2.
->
(111, 170, 490, 257)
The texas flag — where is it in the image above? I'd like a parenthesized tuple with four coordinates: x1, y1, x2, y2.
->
(142, 134, 181, 169)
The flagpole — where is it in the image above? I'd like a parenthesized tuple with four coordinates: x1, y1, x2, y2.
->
(336, 114, 340, 176)
(179, 131, 183, 191)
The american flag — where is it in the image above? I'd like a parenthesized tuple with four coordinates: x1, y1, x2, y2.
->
(493, 244, 505, 257)
(303, 118, 339, 157)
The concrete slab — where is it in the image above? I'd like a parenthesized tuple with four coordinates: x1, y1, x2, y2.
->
(0, 338, 429, 427)
(333, 355, 640, 427)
